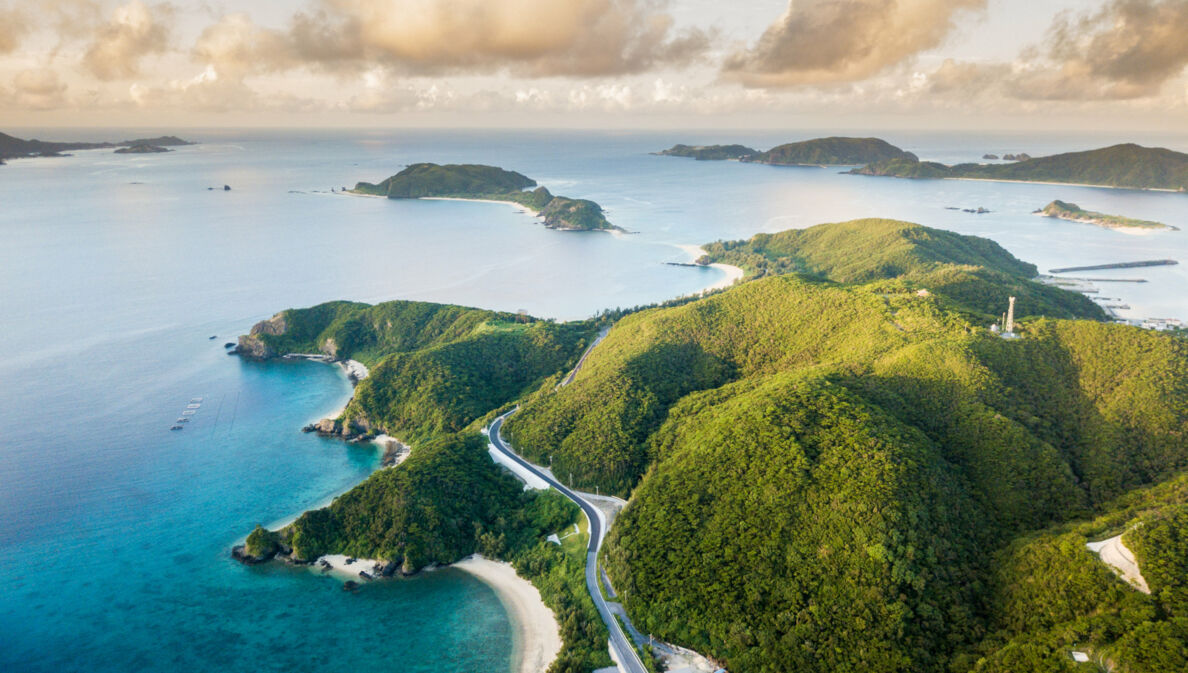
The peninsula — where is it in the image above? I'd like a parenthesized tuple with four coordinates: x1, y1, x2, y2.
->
(850, 143, 1188, 191)
(0, 131, 193, 160)
(232, 218, 1188, 673)
(1037, 200, 1177, 231)
(656, 136, 916, 166)
(352, 163, 621, 232)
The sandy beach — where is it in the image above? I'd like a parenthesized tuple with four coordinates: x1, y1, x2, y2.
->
(422, 196, 542, 217)
(949, 176, 1181, 193)
(454, 554, 562, 673)
(675, 243, 745, 293)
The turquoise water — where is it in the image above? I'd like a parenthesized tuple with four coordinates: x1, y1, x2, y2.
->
(1, 129, 1186, 672)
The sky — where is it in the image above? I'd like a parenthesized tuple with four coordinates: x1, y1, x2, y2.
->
(1, 0, 1186, 129)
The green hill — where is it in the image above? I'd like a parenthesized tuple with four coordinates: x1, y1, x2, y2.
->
(353, 163, 536, 198)
(746, 137, 917, 166)
(1039, 200, 1176, 231)
(699, 219, 1105, 320)
(353, 163, 619, 231)
(656, 144, 758, 160)
(851, 144, 1188, 191)
(237, 299, 597, 443)
(236, 219, 1188, 673)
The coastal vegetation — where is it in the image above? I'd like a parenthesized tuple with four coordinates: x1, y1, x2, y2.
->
(697, 218, 1105, 319)
(352, 163, 620, 231)
(240, 218, 1188, 673)
(237, 299, 597, 443)
(850, 143, 1188, 191)
(1038, 200, 1177, 231)
(274, 433, 614, 672)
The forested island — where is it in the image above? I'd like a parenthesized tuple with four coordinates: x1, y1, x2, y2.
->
(656, 136, 917, 166)
(655, 144, 758, 160)
(1037, 200, 1177, 231)
(850, 143, 1188, 191)
(235, 218, 1188, 673)
(352, 163, 620, 232)
(114, 144, 172, 154)
(0, 131, 193, 160)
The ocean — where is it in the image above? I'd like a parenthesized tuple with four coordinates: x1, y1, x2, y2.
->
(1, 128, 1185, 672)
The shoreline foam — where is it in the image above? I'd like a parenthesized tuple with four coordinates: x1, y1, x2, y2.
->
(453, 554, 562, 673)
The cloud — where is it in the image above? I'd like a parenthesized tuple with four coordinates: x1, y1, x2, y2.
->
(723, 0, 986, 87)
(190, 0, 710, 79)
(0, 7, 30, 54)
(82, 1, 173, 80)
(1015, 0, 1188, 99)
(9, 69, 68, 109)
(926, 0, 1188, 102)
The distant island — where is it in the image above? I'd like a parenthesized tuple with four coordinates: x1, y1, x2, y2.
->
(114, 144, 172, 154)
(850, 143, 1188, 191)
(0, 131, 193, 161)
(655, 144, 758, 160)
(353, 163, 621, 232)
(656, 136, 917, 166)
(1037, 200, 1177, 231)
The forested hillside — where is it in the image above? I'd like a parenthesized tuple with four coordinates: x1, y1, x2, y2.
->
(499, 222, 1188, 672)
(700, 219, 1105, 319)
(239, 218, 1188, 673)
(238, 299, 596, 442)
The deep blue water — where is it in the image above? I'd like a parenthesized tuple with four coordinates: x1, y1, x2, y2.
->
(1, 128, 1186, 672)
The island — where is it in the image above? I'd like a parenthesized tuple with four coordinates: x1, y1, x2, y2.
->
(1037, 200, 1177, 231)
(0, 131, 194, 160)
(352, 163, 622, 232)
(114, 144, 171, 154)
(656, 136, 917, 167)
(982, 153, 999, 160)
(849, 143, 1188, 191)
(232, 217, 1188, 673)
(1003, 152, 1032, 161)
(655, 144, 758, 160)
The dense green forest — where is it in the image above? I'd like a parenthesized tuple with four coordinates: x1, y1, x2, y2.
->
(240, 217, 1188, 673)
(745, 136, 917, 166)
(280, 434, 613, 673)
(851, 144, 1188, 191)
(699, 219, 1106, 319)
(353, 162, 536, 198)
(497, 220, 1188, 672)
(351, 163, 618, 231)
(238, 299, 596, 442)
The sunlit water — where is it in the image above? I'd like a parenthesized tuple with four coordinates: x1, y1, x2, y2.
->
(1, 128, 1185, 672)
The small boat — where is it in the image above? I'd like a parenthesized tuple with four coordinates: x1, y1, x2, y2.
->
(176, 418, 189, 423)
(186, 403, 201, 409)
(190, 397, 203, 403)
(182, 410, 196, 416)
(170, 425, 184, 431)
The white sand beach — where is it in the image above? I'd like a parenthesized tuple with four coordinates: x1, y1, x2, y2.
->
(422, 196, 542, 217)
(675, 244, 745, 294)
(454, 554, 562, 673)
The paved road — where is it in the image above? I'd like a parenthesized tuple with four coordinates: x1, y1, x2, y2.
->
(489, 411, 647, 673)
(561, 326, 611, 387)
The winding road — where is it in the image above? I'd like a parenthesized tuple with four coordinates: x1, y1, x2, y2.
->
(488, 411, 647, 673)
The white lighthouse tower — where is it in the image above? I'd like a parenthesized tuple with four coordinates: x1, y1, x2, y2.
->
(1005, 296, 1016, 334)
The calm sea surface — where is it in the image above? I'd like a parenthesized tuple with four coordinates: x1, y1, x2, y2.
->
(1, 129, 1186, 672)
